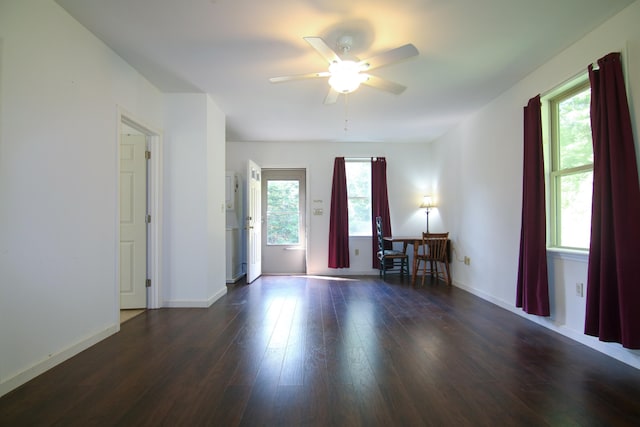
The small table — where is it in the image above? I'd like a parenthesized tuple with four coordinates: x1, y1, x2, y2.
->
(383, 236, 422, 285)
(384, 236, 451, 286)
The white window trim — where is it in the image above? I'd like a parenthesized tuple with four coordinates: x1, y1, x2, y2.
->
(542, 73, 592, 251)
(345, 158, 372, 237)
(546, 246, 589, 263)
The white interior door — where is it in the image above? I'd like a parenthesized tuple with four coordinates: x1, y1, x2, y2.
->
(261, 169, 307, 274)
(246, 159, 262, 283)
(120, 134, 147, 308)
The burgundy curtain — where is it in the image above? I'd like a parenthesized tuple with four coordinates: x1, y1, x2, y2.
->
(516, 95, 550, 316)
(585, 52, 640, 348)
(328, 157, 350, 268)
(371, 157, 392, 269)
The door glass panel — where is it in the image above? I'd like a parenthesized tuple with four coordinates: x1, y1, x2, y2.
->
(266, 180, 300, 245)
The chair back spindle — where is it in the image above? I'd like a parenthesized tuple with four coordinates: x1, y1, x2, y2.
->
(375, 216, 408, 279)
(417, 232, 451, 285)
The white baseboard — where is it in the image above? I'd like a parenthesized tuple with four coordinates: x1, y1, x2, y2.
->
(453, 280, 640, 370)
(207, 287, 227, 307)
(309, 269, 381, 276)
(1, 286, 230, 397)
(0, 324, 119, 398)
(163, 286, 227, 308)
(226, 273, 246, 284)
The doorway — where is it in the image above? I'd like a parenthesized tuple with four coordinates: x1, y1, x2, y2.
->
(261, 169, 307, 274)
(117, 110, 162, 318)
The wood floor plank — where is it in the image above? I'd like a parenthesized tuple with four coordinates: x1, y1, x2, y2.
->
(2, 275, 640, 426)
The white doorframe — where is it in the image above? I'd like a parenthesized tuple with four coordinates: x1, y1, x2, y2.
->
(116, 107, 163, 315)
(259, 163, 312, 274)
(246, 159, 262, 283)
(261, 168, 307, 274)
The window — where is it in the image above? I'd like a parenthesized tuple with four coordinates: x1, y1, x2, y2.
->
(547, 80, 593, 250)
(345, 160, 371, 236)
(266, 180, 300, 245)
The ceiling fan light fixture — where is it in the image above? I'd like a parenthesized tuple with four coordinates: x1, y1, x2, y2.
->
(269, 37, 418, 103)
(328, 60, 366, 93)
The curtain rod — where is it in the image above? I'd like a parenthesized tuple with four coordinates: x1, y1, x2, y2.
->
(344, 156, 383, 161)
(538, 52, 613, 99)
(539, 68, 589, 99)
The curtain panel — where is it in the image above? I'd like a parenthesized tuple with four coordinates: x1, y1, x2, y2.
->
(328, 157, 350, 268)
(371, 157, 392, 269)
(516, 95, 550, 316)
(585, 52, 640, 349)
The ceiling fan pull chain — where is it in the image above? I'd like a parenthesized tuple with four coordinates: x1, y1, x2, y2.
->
(344, 93, 349, 132)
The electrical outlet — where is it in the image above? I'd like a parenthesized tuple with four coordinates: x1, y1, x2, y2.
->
(464, 256, 470, 265)
(576, 282, 584, 297)
(355, 249, 360, 256)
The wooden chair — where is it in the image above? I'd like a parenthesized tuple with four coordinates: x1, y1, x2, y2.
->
(416, 232, 451, 285)
(376, 216, 409, 278)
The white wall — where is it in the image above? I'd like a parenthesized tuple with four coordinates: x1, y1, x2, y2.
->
(206, 97, 227, 301)
(430, 0, 640, 368)
(163, 94, 227, 306)
(0, 0, 228, 397)
(0, 0, 164, 395)
(226, 141, 437, 275)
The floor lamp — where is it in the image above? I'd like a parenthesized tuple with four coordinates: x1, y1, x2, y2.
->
(420, 195, 435, 233)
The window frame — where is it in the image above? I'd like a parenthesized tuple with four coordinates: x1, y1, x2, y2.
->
(545, 77, 593, 251)
(345, 158, 372, 237)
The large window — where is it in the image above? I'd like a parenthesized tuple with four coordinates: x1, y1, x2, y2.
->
(547, 80, 593, 250)
(345, 160, 371, 236)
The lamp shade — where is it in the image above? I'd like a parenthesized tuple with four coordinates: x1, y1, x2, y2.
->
(420, 195, 435, 209)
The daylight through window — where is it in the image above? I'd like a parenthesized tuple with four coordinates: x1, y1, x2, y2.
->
(266, 180, 300, 245)
(345, 160, 372, 236)
(547, 80, 593, 250)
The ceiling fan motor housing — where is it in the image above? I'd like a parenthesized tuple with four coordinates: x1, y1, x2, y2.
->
(336, 35, 354, 55)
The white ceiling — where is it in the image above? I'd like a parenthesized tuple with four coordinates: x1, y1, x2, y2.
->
(56, 0, 635, 143)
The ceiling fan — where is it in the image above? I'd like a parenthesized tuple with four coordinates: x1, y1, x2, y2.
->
(269, 36, 419, 104)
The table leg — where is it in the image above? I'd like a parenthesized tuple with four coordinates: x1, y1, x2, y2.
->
(412, 242, 419, 286)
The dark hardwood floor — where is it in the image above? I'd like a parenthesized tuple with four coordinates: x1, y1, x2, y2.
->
(2, 275, 640, 426)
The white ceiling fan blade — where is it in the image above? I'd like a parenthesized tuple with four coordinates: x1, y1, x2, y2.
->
(323, 87, 340, 104)
(304, 37, 341, 65)
(269, 71, 330, 83)
(358, 44, 418, 71)
(361, 74, 407, 95)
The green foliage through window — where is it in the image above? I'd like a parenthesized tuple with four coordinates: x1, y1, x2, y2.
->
(558, 89, 593, 169)
(346, 160, 372, 236)
(549, 81, 593, 250)
(266, 180, 299, 245)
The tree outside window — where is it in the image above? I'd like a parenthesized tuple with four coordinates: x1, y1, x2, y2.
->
(549, 82, 593, 249)
(345, 160, 372, 236)
(266, 180, 300, 245)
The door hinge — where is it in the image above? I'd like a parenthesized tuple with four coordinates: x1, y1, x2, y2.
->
(145, 150, 151, 159)
(145, 214, 151, 223)
(146, 279, 151, 288)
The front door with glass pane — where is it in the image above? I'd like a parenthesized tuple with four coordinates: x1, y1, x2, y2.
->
(261, 169, 307, 274)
